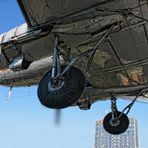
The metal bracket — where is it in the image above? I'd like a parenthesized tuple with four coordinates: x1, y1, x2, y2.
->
(56, 24, 115, 77)
(118, 90, 142, 118)
(110, 89, 143, 121)
(110, 95, 118, 121)
(51, 35, 61, 78)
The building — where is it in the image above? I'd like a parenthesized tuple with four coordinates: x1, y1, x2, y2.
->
(95, 118, 138, 148)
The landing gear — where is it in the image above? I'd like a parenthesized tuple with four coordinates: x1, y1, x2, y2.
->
(103, 91, 142, 134)
(37, 35, 86, 109)
(103, 98, 129, 135)
(38, 65, 85, 109)
(103, 111, 129, 135)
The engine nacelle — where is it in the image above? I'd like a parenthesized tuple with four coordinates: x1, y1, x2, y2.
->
(9, 55, 32, 71)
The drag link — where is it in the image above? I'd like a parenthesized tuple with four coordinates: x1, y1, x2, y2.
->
(117, 90, 143, 120)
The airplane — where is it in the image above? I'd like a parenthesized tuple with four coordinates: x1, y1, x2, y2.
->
(0, 0, 148, 135)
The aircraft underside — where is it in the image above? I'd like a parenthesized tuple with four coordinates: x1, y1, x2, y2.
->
(0, 0, 148, 134)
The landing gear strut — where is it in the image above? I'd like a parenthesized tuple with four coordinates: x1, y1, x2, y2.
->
(37, 35, 86, 109)
(103, 91, 142, 135)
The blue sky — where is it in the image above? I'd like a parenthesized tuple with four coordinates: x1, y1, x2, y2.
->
(0, 1, 148, 148)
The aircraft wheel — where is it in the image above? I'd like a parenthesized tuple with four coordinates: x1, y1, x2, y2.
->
(37, 66, 86, 109)
(103, 112, 129, 135)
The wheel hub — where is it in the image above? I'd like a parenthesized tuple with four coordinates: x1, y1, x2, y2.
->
(110, 119, 120, 127)
(48, 78, 64, 92)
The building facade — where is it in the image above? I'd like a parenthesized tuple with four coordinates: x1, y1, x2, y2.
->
(95, 118, 138, 148)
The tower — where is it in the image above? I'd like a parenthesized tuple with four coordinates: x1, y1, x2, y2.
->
(95, 118, 138, 148)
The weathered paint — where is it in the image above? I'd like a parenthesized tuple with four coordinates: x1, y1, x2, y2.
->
(0, 57, 56, 86)
(0, 0, 148, 102)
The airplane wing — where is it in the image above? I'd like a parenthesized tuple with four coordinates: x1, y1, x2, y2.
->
(17, 0, 109, 27)
(1, 0, 148, 110)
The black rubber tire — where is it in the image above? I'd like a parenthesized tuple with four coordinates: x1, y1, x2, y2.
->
(103, 112, 129, 135)
(37, 66, 86, 109)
